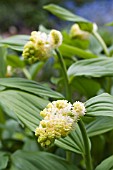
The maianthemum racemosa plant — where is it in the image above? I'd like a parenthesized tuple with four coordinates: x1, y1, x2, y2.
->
(22, 28, 92, 169)
(1, 4, 113, 170)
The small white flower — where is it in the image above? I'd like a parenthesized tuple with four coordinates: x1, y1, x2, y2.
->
(72, 101, 86, 118)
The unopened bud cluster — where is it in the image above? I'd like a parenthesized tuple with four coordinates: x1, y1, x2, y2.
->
(35, 100, 85, 147)
(70, 24, 89, 40)
(22, 30, 63, 63)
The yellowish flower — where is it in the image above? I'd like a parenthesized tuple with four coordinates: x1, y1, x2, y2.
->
(35, 100, 86, 147)
(22, 29, 63, 63)
(72, 101, 86, 118)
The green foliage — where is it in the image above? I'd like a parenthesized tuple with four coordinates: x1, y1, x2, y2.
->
(68, 58, 113, 82)
(95, 155, 113, 170)
(55, 124, 85, 154)
(0, 152, 9, 169)
(0, 3, 113, 170)
(10, 150, 76, 170)
(44, 4, 93, 32)
(85, 93, 113, 117)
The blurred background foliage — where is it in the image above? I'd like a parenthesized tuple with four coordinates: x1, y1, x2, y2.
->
(0, 0, 113, 35)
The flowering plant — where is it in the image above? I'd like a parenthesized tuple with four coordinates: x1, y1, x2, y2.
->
(0, 4, 113, 170)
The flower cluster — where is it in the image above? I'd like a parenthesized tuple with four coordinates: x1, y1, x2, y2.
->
(35, 100, 86, 147)
(69, 24, 89, 40)
(22, 30, 63, 63)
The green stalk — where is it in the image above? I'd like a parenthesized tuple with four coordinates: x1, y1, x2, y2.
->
(23, 68, 31, 80)
(55, 49, 92, 168)
(55, 49, 70, 100)
(92, 30, 109, 57)
(55, 49, 72, 162)
(78, 119, 92, 170)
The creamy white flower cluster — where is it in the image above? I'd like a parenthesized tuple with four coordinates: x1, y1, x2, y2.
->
(22, 30, 63, 63)
(35, 100, 86, 147)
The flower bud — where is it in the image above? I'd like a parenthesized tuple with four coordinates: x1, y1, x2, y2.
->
(22, 29, 63, 63)
(72, 101, 86, 118)
(49, 29, 63, 48)
(70, 24, 89, 40)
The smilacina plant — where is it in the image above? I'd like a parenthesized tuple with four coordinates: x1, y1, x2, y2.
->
(0, 3, 113, 170)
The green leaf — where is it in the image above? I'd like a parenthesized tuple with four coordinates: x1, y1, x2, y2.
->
(0, 35, 29, 51)
(86, 116, 113, 137)
(0, 47, 7, 78)
(71, 77, 100, 98)
(0, 152, 9, 169)
(89, 35, 102, 54)
(6, 55, 25, 68)
(0, 78, 63, 131)
(29, 62, 44, 80)
(44, 4, 93, 32)
(0, 90, 45, 131)
(85, 93, 113, 117)
(59, 44, 98, 59)
(68, 58, 113, 82)
(95, 155, 113, 170)
(0, 78, 63, 99)
(55, 124, 85, 155)
(10, 150, 76, 170)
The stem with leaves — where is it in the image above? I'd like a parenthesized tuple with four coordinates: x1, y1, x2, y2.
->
(56, 48, 92, 169)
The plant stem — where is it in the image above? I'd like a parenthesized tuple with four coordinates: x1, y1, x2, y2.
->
(56, 49, 92, 169)
(78, 119, 92, 170)
(55, 49, 72, 162)
(55, 49, 70, 100)
(92, 31, 109, 57)
(23, 68, 31, 80)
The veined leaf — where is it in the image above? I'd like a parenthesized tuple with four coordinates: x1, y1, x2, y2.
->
(86, 116, 113, 137)
(85, 93, 113, 117)
(55, 124, 85, 155)
(0, 78, 63, 99)
(44, 4, 93, 32)
(10, 150, 76, 170)
(0, 78, 63, 131)
(95, 155, 113, 170)
(59, 44, 98, 59)
(68, 58, 113, 82)
(0, 35, 29, 51)
(0, 90, 48, 131)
